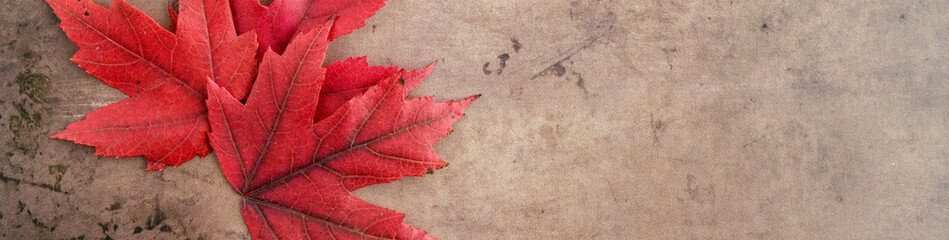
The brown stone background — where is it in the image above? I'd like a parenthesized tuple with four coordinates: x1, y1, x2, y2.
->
(2, 0, 948, 239)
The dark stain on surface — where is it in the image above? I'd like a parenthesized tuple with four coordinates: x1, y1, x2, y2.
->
(575, 74, 587, 92)
(482, 37, 526, 76)
(28, 209, 53, 231)
(568, 0, 619, 38)
(15, 69, 50, 103)
(97, 222, 109, 234)
(18, 200, 56, 232)
(7, 101, 44, 158)
(509, 86, 524, 99)
(686, 174, 715, 204)
(14, 50, 49, 102)
(650, 114, 665, 145)
(566, 70, 587, 94)
(662, 47, 677, 70)
(549, 62, 567, 77)
(497, 54, 510, 74)
(511, 37, 522, 52)
(6, 49, 52, 159)
(47, 164, 66, 175)
(787, 68, 840, 96)
(145, 206, 166, 230)
(107, 202, 122, 211)
(482, 53, 511, 75)
(47, 164, 67, 190)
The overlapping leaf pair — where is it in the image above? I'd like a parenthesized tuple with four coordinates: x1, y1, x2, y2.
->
(46, 0, 476, 239)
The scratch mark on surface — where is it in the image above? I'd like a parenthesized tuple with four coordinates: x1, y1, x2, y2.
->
(0, 171, 66, 193)
(605, 179, 619, 203)
(531, 37, 596, 80)
(742, 130, 778, 149)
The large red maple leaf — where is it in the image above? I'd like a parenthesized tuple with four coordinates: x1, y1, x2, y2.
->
(47, 0, 258, 170)
(207, 20, 477, 239)
(229, 0, 387, 55)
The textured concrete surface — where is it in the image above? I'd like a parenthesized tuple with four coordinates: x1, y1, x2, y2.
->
(1, 0, 948, 239)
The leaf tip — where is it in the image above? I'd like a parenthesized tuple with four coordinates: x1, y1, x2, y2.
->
(461, 94, 482, 104)
(49, 132, 65, 140)
(145, 162, 168, 171)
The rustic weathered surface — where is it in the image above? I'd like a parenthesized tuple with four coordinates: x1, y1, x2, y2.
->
(1, 0, 947, 239)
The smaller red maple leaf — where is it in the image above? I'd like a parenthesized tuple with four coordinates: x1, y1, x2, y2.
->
(318, 56, 435, 121)
(229, 0, 388, 55)
(207, 20, 477, 240)
(47, 0, 258, 170)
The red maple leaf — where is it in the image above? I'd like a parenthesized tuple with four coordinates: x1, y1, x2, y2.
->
(229, 0, 388, 55)
(47, 0, 258, 170)
(318, 56, 435, 121)
(171, 0, 419, 121)
(207, 21, 477, 239)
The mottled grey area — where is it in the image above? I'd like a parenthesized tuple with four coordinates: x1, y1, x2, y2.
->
(1, 0, 947, 239)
